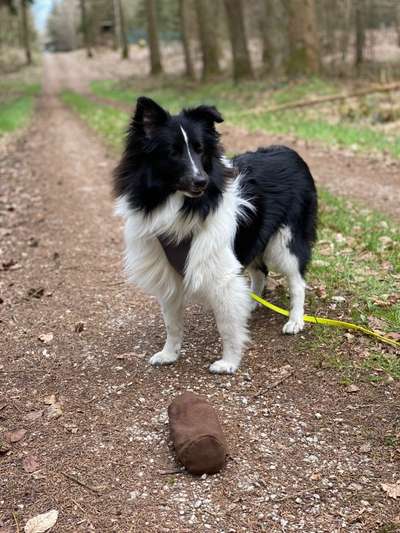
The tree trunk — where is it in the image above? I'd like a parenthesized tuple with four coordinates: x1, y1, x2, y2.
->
(112, 0, 120, 50)
(117, 0, 129, 59)
(261, 0, 288, 74)
(146, 0, 163, 75)
(195, 0, 221, 80)
(354, 0, 365, 68)
(339, 0, 352, 64)
(223, 0, 253, 81)
(396, 1, 400, 47)
(80, 0, 93, 58)
(20, 0, 32, 65)
(178, 0, 196, 80)
(286, 0, 320, 77)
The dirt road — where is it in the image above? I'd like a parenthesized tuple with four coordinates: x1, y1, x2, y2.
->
(1, 56, 399, 532)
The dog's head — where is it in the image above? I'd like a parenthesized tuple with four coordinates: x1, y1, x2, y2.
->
(122, 96, 224, 199)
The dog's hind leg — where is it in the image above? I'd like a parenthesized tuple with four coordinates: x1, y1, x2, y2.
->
(248, 263, 267, 310)
(282, 268, 305, 334)
(149, 290, 184, 366)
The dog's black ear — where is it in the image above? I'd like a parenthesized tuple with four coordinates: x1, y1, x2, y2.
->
(133, 96, 169, 137)
(184, 105, 224, 125)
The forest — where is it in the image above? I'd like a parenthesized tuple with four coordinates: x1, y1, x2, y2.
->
(0, 1, 400, 532)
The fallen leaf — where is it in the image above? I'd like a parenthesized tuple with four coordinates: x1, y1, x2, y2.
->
(22, 455, 40, 473)
(38, 333, 53, 344)
(24, 410, 43, 421)
(5, 428, 27, 443)
(381, 482, 400, 499)
(0, 402, 7, 411)
(0, 440, 11, 454)
(367, 316, 387, 332)
(45, 403, 63, 419)
(24, 509, 58, 533)
(345, 384, 360, 393)
(387, 332, 400, 341)
(0, 527, 14, 533)
(43, 395, 56, 405)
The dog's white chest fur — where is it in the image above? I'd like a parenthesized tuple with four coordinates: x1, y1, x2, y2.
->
(115, 179, 250, 303)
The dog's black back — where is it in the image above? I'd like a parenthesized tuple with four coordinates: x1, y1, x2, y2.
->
(233, 146, 317, 275)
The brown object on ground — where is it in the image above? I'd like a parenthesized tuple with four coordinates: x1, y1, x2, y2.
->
(168, 392, 228, 475)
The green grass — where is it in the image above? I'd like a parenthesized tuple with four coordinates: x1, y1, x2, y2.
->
(0, 82, 41, 136)
(90, 78, 400, 159)
(238, 112, 400, 159)
(61, 90, 129, 151)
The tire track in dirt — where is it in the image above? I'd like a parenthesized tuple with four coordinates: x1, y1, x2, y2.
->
(1, 54, 399, 532)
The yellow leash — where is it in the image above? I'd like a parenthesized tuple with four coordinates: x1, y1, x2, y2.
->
(251, 292, 400, 349)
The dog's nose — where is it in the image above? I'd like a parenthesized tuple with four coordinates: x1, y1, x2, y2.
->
(193, 174, 208, 189)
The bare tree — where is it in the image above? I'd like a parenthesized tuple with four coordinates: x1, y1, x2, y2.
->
(394, 0, 400, 47)
(286, 0, 320, 76)
(261, 0, 288, 74)
(20, 0, 32, 65)
(339, 0, 352, 65)
(116, 0, 129, 59)
(146, 0, 163, 75)
(223, 0, 253, 81)
(195, 0, 221, 80)
(80, 0, 93, 58)
(354, 0, 366, 69)
(179, 0, 196, 79)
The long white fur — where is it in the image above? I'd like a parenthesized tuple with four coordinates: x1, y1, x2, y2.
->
(116, 164, 306, 373)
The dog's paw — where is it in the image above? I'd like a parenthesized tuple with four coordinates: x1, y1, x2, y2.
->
(149, 350, 179, 366)
(282, 318, 304, 335)
(250, 299, 260, 312)
(209, 359, 239, 374)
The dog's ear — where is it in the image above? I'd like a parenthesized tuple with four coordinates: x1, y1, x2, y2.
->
(133, 96, 169, 138)
(184, 105, 224, 125)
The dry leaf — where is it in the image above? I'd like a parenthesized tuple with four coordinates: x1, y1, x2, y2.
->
(367, 316, 387, 332)
(22, 455, 40, 473)
(43, 395, 56, 405)
(24, 410, 43, 421)
(45, 403, 63, 419)
(5, 428, 27, 443)
(387, 332, 400, 341)
(345, 384, 360, 393)
(0, 439, 11, 454)
(24, 509, 58, 533)
(38, 333, 53, 344)
(381, 482, 400, 499)
(0, 402, 7, 411)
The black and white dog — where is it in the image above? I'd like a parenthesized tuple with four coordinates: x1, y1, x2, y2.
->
(114, 97, 317, 374)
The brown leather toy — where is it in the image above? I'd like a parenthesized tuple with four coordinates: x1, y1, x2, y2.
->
(168, 392, 228, 475)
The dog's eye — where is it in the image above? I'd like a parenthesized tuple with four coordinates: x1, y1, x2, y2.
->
(192, 142, 203, 154)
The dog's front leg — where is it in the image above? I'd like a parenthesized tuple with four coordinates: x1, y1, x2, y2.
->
(149, 290, 184, 366)
(208, 274, 251, 374)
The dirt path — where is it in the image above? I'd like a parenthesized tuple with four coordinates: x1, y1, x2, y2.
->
(1, 57, 399, 532)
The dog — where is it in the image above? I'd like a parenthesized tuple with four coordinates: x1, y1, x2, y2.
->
(114, 96, 317, 374)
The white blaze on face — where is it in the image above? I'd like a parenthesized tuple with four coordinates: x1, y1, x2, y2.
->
(180, 126, 199, 175)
